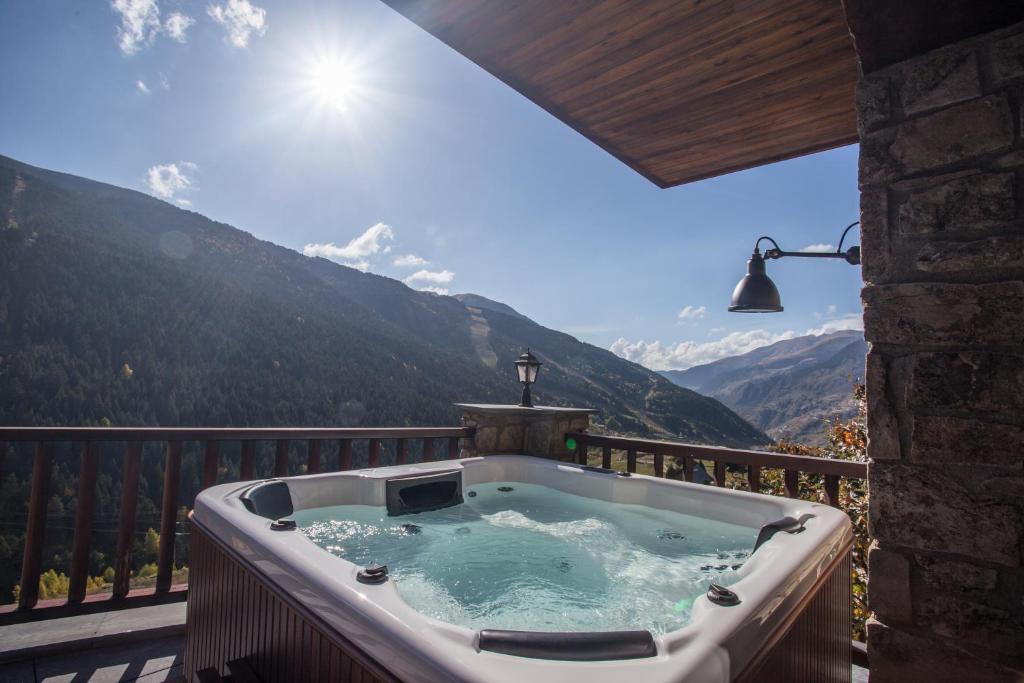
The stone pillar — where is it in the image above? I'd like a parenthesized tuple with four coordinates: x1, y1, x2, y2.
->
(857, 23, 1024, 681)
(454, 404, 595, 461)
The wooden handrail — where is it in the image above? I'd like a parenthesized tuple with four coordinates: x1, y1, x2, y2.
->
(567, 432, 867, 479)
(0, 426, 474, 624)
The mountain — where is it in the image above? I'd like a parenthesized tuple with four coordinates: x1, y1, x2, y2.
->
(660, 331, 867, 445)
(0, 153, 768, 448)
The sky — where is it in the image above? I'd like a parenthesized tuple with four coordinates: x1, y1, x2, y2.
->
(0, 0, 864, 371)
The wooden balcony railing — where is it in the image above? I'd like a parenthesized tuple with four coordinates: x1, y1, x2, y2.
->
(566, 432, 867, 506)
(0, 426, 472, 624)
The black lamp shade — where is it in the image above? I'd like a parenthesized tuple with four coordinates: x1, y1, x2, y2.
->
(514, 350, 541, 384)
(729, 251, 783, 313)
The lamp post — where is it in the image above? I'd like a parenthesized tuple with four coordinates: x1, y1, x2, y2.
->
(514, 349, 542, 407)
(729, 221, 860, 313)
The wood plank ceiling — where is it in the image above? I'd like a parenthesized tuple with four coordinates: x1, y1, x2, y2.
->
(381, 0, 860, 188)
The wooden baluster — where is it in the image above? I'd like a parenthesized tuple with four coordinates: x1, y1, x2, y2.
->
(423, 437, 435, 462)
(683, 456, 694, 482)
(368, 439, 381, 467)
(654, 451, 664, 478)
(784, 469, 800, 498)
(68, 442, 100, 604)
(274, 440, 289, 477)
(824, 475, 840, 507)
(602, 447, 611, 470)
(306, 440, 321, 474)
(18, 442, 53, 609)
(713, 461, 726, 487)
(156, 440, 183, 594)
(448, 437, 459, 460)
(0, 441, 6, 483)
(626, 449, 637, 473)
(337, 440, 352, 470)
(577, 443, 588, 466)
(202, 441, 220, 489)
(240, 441, 256, 481)
(747, 465, 761, 493)
(395, 438, 408, 465)
(113, 442, 142, 599)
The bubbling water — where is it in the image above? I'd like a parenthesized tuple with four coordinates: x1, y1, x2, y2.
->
(295, 482, 755, 635)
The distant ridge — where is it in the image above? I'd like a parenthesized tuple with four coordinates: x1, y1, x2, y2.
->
(661, 330, 867, 445)
(0, 153, 768, 448)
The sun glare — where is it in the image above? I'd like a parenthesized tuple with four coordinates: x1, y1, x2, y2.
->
(308, 58, 362, 111)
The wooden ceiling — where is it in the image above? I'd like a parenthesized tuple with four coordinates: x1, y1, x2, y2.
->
(381, 0, 860, 188)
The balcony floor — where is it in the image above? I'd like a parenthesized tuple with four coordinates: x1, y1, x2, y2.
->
(0, 603, 869, 682)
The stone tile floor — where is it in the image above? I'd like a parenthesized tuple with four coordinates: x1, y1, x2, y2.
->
(0, 636, 183, 682)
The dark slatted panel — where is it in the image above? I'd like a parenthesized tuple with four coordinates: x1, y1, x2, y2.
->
(736, 552, 852, 683)
(113, 442, 142, 599)
(381, 0, 858, 188)
(185, 524, 398, 682)
(18, 442, 53, 609)
(68, 441, 100, 604)
(157, 440, 183, 593)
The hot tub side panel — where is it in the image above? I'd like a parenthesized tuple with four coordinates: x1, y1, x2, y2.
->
(184, 522, 400, 683)
(735, 550, 852, 683)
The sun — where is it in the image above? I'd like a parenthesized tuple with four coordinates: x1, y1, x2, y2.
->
(307, 58, 361, 111)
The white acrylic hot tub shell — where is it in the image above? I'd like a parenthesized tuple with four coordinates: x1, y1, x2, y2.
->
(192, 455, 853, 683)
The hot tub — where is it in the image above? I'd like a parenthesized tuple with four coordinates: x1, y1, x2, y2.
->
(185, 455, 853, 682)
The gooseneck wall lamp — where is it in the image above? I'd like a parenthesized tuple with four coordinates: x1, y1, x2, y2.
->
(729, 221, 861, 313)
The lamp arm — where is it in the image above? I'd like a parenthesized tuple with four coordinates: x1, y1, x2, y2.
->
(755, 222, 861, 265)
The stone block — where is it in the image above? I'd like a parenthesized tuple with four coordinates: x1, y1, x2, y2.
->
(859, 188, 889, 283)
(913, 553, 998, 592)
(474, 426, 497, 452)
(900, 47, 981, 116)
(868, 544, 911, 623)
(917, 235, 1024, 273)
(863, 282, 1024, 346)
(857, 75, 891, 134)
(864, 351, 901, 460)
(867, 619, 1023, 682)
(870, 461, 1020, 566)
(895, 351, 1024, 415)
(860, 95, 1013, 184)
(894, 171, 1015, 237)
(910, 415, 1024, 466)
(915, 594, 1022, 656)
(991, 32, 1024, 81)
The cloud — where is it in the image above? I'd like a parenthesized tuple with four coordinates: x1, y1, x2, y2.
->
(136, 80, 150, 94)
(826, 304, 838, 315)
(112, 0, 161, 54)
(302, 223, 394, 270)
(799, 243, 836, 253)
(418, 286, 449, 296)
(164, 12, 195, 42)
(145, 161, 197, 201)
(404, 269, 455, 286)
(677, 305, 707, 321)
(175, 198, 193, 208)
(393, 254, 429, 268)
(611, 316, 864, 371)
(207, 0, 267, 47)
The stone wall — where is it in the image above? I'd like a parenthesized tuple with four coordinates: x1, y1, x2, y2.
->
(858, 21, 1024, 681)
(455, 404, 593, 461)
